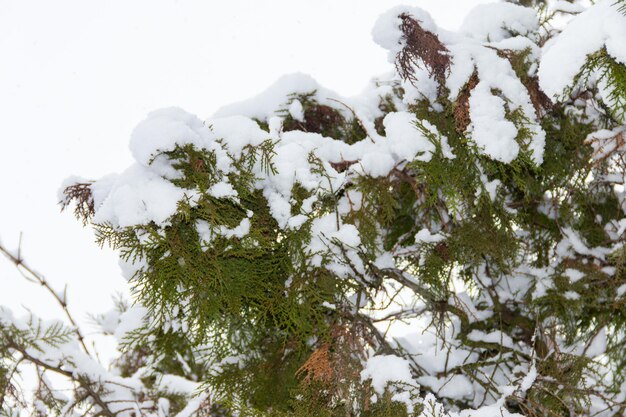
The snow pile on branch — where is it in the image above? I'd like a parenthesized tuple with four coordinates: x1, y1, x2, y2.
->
(81, 88, 450, 232)
(214, 73, 338, 120)
(460, 3, 539, 42)
(539, 0, 626, 98)
(373, 3, 546, 164)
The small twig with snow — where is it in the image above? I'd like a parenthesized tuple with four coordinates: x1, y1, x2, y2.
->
(0, 240, 92, 358)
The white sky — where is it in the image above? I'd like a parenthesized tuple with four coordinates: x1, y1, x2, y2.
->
(0, 0, 491, 342)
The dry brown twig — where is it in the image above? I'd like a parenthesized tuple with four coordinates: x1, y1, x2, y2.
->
(453, 72, 479, 133)
(396, 13, 451, 88)
(60, 182, 95, 224)
(296, 343, 334, 385)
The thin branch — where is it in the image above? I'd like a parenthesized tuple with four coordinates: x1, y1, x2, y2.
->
(0, 241, 92, 357)
(3, 332, 115, 417)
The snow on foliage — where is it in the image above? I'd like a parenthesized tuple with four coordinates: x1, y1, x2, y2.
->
(214, 72, 337, 120)
(459, 3, 539, 42)
(360, 354, 418, 406)
(374, 2, 546, 164)
(7, 1, 626, 416)
(538, 0, 626, 98)
(86, 2, 552, 232)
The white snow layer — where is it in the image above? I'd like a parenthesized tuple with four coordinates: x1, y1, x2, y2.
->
(214, 72, 337, 120)
(130, 107, 214, 177)
(361, 354, 417, 394)
(460, 2, 539, 42)
(371, 6, 438, 62)
(92, 164, 187, 228)
(468, 83, 520, 163)
(539, 0, 626, 98)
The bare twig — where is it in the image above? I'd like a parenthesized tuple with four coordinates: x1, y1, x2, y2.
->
(0, 241, 92, 357)
(2, 331, 115, 417)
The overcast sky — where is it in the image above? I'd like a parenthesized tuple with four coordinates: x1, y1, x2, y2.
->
(0, 0, 491, 341)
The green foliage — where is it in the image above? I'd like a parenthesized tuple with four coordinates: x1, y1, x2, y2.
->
(572, 48, 626, 123)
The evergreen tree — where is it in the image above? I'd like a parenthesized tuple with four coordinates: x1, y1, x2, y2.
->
(3, 1, 626, 416)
